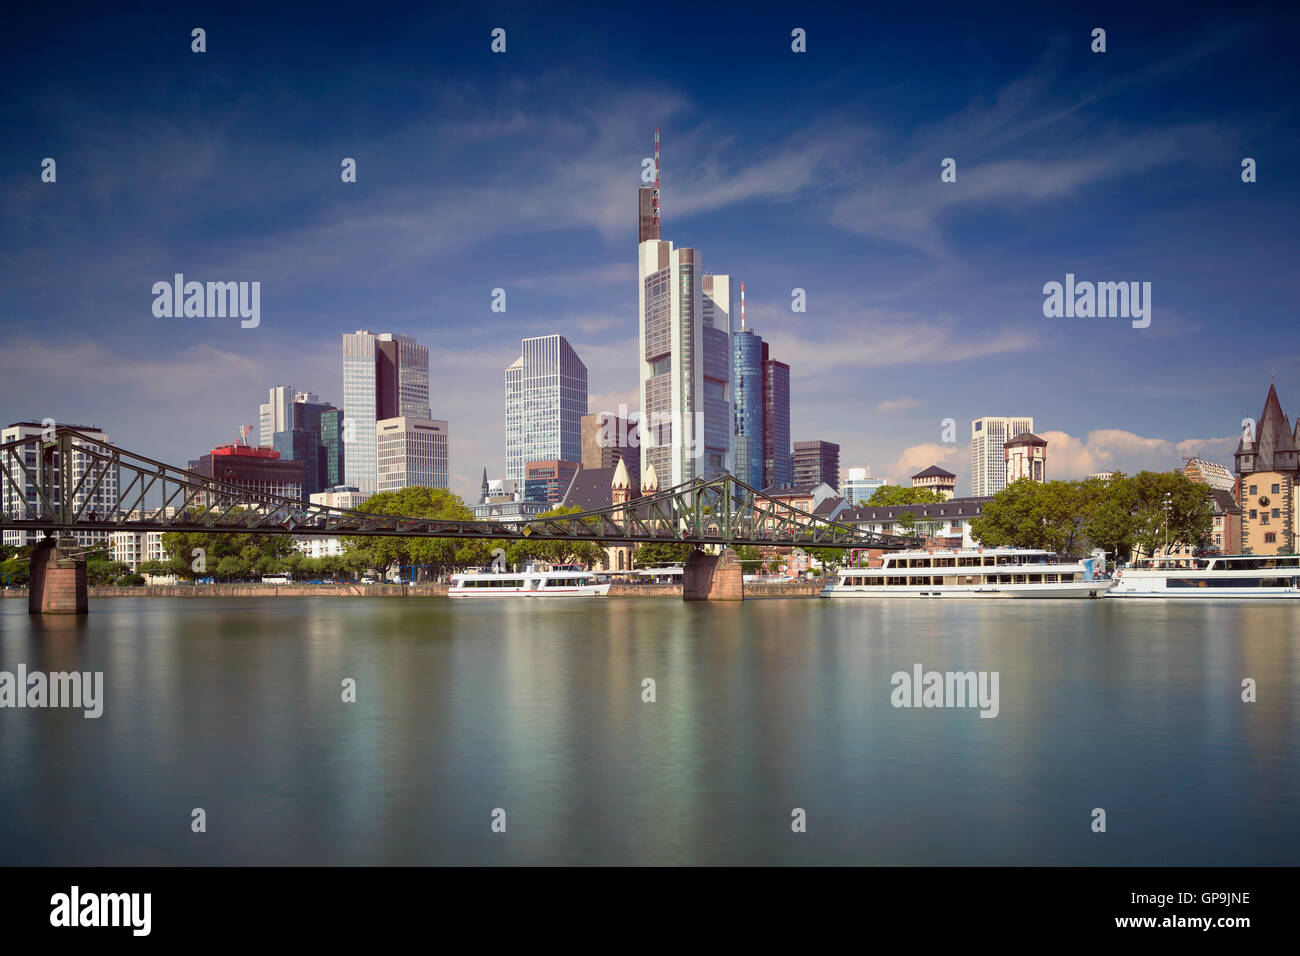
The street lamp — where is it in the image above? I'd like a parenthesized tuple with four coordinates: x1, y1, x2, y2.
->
(1163, 492, 1173, 556)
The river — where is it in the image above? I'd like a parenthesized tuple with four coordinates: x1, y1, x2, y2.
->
(2, 596, 1297, 865)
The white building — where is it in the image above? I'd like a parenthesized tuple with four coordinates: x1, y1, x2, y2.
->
(504, 334, 588, 483)
(970, 416, 1034, 497)
(2, 421, 118, 549)
(310, 486, 369, 511)
(111, 529, 167, 570)
(376, 417, 448, 492)
(842, 467, 888, 504)
(343, 331, 432, 494)
(258, 386, 297, 448)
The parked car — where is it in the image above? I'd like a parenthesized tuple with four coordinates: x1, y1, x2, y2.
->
(360, 577, 376, 585)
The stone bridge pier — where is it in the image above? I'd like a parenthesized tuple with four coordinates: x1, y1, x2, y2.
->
(29, 537, 88, 614)
(682, 547, 744, 601)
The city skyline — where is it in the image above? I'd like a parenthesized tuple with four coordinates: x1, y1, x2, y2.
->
(4, 6, 1297, 502)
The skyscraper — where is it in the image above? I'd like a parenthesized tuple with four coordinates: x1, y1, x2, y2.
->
(762, 342, 792, 489)
(970, 416, 1034, 497)
(342, 330, 432, 494)
(258, 385, 295, 448)
(376, 416, 448, 492)
(699, 274, 734, 478)
(1, 421, 117, 549)
(732, 283, 764, 489)
(793, 440, 840, 491)
(504, 334, 588, 483)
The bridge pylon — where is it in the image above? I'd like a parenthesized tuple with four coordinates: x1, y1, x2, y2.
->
(29, 536, 87, 614)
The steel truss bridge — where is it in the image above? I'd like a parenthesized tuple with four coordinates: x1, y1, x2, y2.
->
(0, 428, 923, 550)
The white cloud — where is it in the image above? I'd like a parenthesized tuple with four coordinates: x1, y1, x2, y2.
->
(875, 397, 922, 414)
(1040, 428, 1238, 480)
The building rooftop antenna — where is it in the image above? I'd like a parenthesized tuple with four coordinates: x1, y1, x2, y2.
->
(652, 128, 660, 231)
(741, 281, 746, 331)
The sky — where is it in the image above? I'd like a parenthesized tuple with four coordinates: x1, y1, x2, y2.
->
(2, 2, 1298, 501)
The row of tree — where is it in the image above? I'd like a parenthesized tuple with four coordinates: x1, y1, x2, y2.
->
(969, 471, 1215, 560)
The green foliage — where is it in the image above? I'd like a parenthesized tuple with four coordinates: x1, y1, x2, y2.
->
(341, 487, 487, 579)
(733, 544, 763, 565)
(970, 471, 1214, 560)
(161, 509, 298, 580)
(633, 541, 693, 567)
(86, 555, 132, 586)
(866, 485, 946, 506)
(1, 557, 29, 586)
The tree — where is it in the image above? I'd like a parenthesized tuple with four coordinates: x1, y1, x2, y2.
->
(867, 485, 946, 506)
(341, 487, 479, 581)
(86, 555, 131, 586)
(633, 541, 693, 567)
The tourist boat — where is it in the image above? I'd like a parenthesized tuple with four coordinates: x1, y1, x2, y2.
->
(448, 566, 610, 598)
(819, 547, 1111, 599)
(1106, 553, 1300, 599)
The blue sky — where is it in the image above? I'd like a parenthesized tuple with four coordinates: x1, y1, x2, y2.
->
(2, 2, 1298, 499)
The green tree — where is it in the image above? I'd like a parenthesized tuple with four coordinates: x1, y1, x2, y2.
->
(341, 487, 479, 581)
(86, 555, 132, 586)
(633, 541, 693, 567)
(867, 485, 946, 506)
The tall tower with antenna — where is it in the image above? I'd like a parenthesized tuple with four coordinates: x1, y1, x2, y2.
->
(637, 129, 662, 244)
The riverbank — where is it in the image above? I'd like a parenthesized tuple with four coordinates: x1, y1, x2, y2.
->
(2, 581, 824, 599)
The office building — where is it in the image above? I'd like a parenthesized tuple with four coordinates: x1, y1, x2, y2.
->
(310, 486, 368, 511)
(343, 330, 432, 494)
(504, 334, 588, 483)
(523, 459, 581, 505)
(320, 409, 345, 489)
(192, 444, 304, 501)
(258, 386, 296, 448)
(732, 316, 765, 489)
(793, 440, 840, 492)
(1, 421, 118, 549)
(762, 343, 792, 489)
(970, 416, 1034, 497)
(699, 274, 734, 479)
(843, 467, 888, 504)
(581, 412, 640, 488)
(376, 417, 448, 492)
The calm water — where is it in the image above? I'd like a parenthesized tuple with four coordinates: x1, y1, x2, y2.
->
(1, 595, 1298, 865)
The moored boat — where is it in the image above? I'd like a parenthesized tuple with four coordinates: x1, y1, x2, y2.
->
(1107, 553, 1300, 599)
(819, 547, 1110, 599)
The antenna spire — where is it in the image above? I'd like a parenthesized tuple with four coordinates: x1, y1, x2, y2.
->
(652, 128, 660, 230)
(740, 281, 746, 331)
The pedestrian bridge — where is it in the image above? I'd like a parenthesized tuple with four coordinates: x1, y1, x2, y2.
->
(2, 427, 922, 611)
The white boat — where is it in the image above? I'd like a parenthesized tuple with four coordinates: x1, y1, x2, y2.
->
(819, 547, 1111, 599)
(1107, 553, 1300, 599)
(448, 567, 610, 598)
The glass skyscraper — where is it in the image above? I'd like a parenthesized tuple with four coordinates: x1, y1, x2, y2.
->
(732, 327, 765, 489)
(342, 330, 431, 495)
(504, 334, 588, 483)
(762, 342, 792, 489)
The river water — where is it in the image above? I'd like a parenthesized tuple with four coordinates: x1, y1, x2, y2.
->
(1, 596, 1297, 865)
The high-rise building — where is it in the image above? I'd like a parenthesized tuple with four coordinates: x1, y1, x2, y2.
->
(504, 334, 588, 484)
(581, 412, 640, 488)
(258, 385, 296, 448)
(732, 324, 765, 489)
(342, 331, 432, 494)
(639, 239, 702, 488)
(1004, 433, 1047, 484)
(843, 467, 887, 504)
(637, 128, 662, 244)
(319, 409, 345, 490)
(970, 416, 1034, 497)
(699, 274, 734, 479)
(793, 440, 840, 491)
(271, 395, 338, 499)
(376, 417, 448, 492)
(762, 342, 792, 489)
(1, 422, 118, 549)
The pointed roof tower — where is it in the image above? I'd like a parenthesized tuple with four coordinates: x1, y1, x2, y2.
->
(611, 457, 631, 490)
(641, 462, 659, 495)
(1237, 383, 1299, 475)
